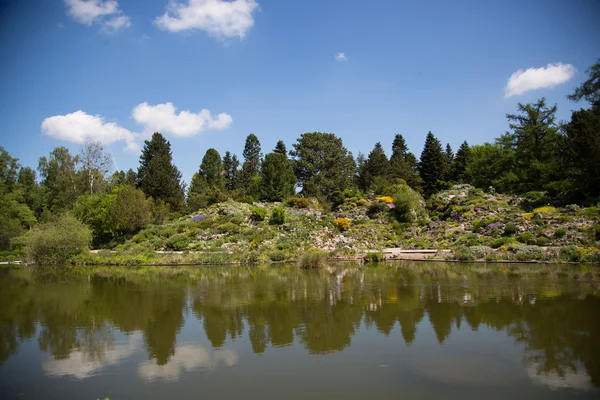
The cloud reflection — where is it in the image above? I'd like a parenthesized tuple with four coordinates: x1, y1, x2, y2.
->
(43, 332, 141, 379)
(138, 344, 238, 382)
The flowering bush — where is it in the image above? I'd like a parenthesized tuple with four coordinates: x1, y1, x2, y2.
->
(333, 217, 350, 231)
(191, 214, 206, 221)
(376, 196, 394, 204)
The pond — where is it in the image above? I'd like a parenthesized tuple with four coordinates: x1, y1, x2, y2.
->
(0, 262, 599, 399)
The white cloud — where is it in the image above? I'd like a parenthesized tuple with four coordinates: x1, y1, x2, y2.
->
(138, 344, 238, 382)
(132, 102, 233, 137)
(155, 0, 259, 39)
(41, 110, 139, 152)
(335, 52, 347, 61)
(103, 15, 132, 33)
(504, 63, 575, 98)
(64, 0, 131, 31)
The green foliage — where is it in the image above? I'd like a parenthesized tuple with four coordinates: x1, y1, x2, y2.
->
(250, 207, 267, 221)
(503, 223, 517, 236)
(450, 141, 472, 182)
(286, 197, 310, 208)
(367, 202, 387, 219)
(514, 245, 543, 261)
(389, 134, 421, 190)
(297, 251, 327, 269)
(554, 228, 567, 239)
(568, 57, 600, 109)
(453, 246, 476, 261)
(392, 185, 428, 224)
(364, 252, 383, 262)
(240, 134, 262, 194)
(24, 213, 91, 265)
(237, 195, 255, 205)
(261, 152, 296, 201)
(418, 132, 446, 197)
(517, 231, 535, 245)
(469, 246, 493, 259)
(291, 132, 356, 199)
(165, 233, 191, 251)
(38, 146, 83, 212)
(360, 142, 389, 192)
(137, 133, 185, 212)
(222, 151, 240, 192)
(269, 206, 286, 225)
(560, 245, 582, 262)
(466, 143, 517, 193)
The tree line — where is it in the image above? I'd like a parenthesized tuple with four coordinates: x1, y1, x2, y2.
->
(1, 58, 598, 250)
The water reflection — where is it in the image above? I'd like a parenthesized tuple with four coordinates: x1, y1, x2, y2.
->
(0, 263, 599, 392)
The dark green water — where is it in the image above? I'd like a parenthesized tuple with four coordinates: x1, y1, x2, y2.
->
(0, 262, 599, 399)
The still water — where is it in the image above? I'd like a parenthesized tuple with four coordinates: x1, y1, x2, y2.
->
(0, 262, 599, 399)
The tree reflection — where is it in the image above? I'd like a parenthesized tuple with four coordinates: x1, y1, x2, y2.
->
(0, 263, 599, 387)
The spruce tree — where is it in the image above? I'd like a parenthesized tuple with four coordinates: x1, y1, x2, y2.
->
(187, 148, 225, 210)
(364, 142, 389, 191)
(137, 133, 185, 212)
(240, 134, 262, 193)
(418, 132, 446, 197)
(274, 140, 287, 155)
(389, 134, 421, 189)
(222, 151, 239, 192)
(444, 143, 454, 182)
(451, 141, 472, 183)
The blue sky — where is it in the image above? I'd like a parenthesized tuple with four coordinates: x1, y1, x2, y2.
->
(1, 0, 599, 184)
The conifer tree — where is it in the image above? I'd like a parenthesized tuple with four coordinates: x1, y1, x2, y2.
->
(389, 134, 421, 189)
(364, 142, 389, 192)
(418, 132, 446, 197)
(274, 140, 287, 155)
(451, 141, 472, 183)
(222, 151, 239, 192)
(137, 133, 185, 212)
(261, 149, 296, 201)
(240, 134, 262, 193)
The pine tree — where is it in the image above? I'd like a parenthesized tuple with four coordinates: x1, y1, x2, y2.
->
(261, 151, 296, 201)
(291, 132, 356, 199)
(274, 140, 287, 155)
(137, 133, 185, 212)
(355, 152, 368, 192)
(222, 151, 239, 192)
(364, 142, 389, 192)
(444, 143, 454, 182)
(418, 132, 446, 197)
(389, 134, 421, 189)
(451, 141, 472, 183)
(240, 134, 262, 193)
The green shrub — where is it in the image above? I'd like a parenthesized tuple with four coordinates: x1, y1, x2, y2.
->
(554, 228, 567, 239)
(286, 197, 310, 208)
(393, 186, 428, 224)
(469, 246, 493, 259)
(297, 251, 327, 268)
(453, 246, 476, 261)
(268, 251, 287, 262)
(514, 245, 543, 261)
(503, 224, 517, 237)
(583, 251, 600, 263)
(24, 214, 92, 265)
(367, 202, 388, 219)
(517, 231, 535, 244)
(491, 237, 513, 248)
(269, 206, 286, 225)
(217, 222, 240, 234)
(560, 245, 581, 262)
(364, 252, 383, 262)
(165, 233, 191, 251)
(250, 207, 267, 222)
(237, 195, 255, 205)
(536, 237, 550, 246)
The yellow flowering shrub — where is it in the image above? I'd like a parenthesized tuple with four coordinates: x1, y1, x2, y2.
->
(333, 217, 350, 231)
(376, 196, 394, 204)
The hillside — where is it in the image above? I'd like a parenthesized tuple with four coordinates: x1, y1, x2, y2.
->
(74, 184, 600, 266)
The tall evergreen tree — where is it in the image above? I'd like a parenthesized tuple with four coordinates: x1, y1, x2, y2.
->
(291, 132, 356, 199)
(274, 140, 287, 155)
(451, 141, 472, 183)
(444, 143, 454, 181)
(504, 98, 561, 193)
(240, 134, 262, 193)
(389, 134, 421, 189)
(364, 142, 389, 192)
(355, 152, 368, 192)
(137, 133, 185, 212)
(222, 151, 240, 192)
(418, 132, 446, 197)
(568, 57, 600, 111)
(562, 108, 600, 200)
(261, 151, 296, 201)
(187, 148, 225, 210)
